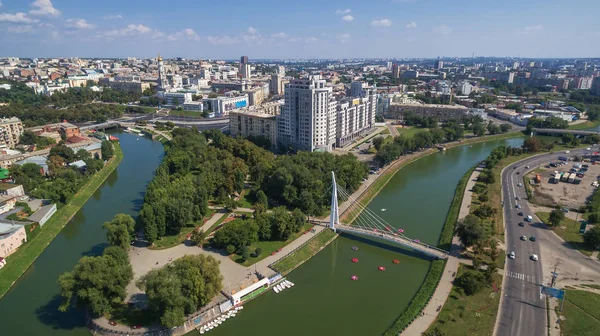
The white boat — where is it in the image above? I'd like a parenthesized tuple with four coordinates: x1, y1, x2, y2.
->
(283, 281, 291, 289)
(381, 208, 387, 212)
(231, 313, 236, 317)
(286, 280, 294, 287)
(238, 305, 244, 310)
(273, 286, 280, 293)
(200, 330, 205, 334)
(276, 284, 283, 292)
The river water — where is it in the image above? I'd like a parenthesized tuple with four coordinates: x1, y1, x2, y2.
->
(0, 132, 164, 336)
(0, 135, 523, 336)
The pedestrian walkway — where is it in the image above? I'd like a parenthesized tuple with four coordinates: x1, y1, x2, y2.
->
(401, 169, 479, 335)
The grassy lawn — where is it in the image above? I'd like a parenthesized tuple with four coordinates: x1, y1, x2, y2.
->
(536, 212, 593, 256)
(427, 265, 502, 336)
(230, 223, 314, 267)
(395, 126, 428, 138)
(0, 143, 123, 299)
(580, 284, 600, 290)
(150, 209, 217, 250)
(169, 110, 205, 118)
(272, 229, 337, 274)
(236, 189, 255, 208)
(559, 290, 600, 336)
(568, 120, 600, 130)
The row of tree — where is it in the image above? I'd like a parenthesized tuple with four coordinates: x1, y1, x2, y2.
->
(0, 103, 125, 127)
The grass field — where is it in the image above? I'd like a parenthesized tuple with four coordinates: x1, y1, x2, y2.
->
(426, 265, 502, 336)
(395, 126, 428, 138)
(560, 290, 600, 336)
(229, 223, 314, 267)
(535, 212, 593, 256)
(236, 189, 255, 208)
(568, 120, 600, 130)
(149, 209, 217, 250)
(271, 229, 337, 274)
(0, 142, 123, 299)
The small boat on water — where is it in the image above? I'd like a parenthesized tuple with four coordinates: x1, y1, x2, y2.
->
(273, 285, 280, 293)
(239, 306, 244, 310)
(200, 330, 205, 334)
(381, 208, 387, 212)
(284, 281, 291, 289)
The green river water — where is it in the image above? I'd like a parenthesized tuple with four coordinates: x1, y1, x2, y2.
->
(0, 133, 523, 336)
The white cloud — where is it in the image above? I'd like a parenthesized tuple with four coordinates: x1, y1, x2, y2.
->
(517, 24, 543, 35)
(406, 21, 417, 28)
(103, 14, 123, 20)
(433, 25, 452, 35)
(168, 28, 200, 42)
(29, 0, 61, 17)
(272, 32, 287, 38)
(102, 24, 163, 39)
(206, 35, 239, 45)
(247, 26, 257, 34)
(0, 12, 38, 23)
(337, 33, 350, 43)
(335, 9, 351, 15)
(342, 15, 354, 22)
(65, 18, 94, 29)
(305, 36, 318, 43)
(8, 25, 34, 34)
(0, 1, 3, 8)
(371, 19, 392, 27)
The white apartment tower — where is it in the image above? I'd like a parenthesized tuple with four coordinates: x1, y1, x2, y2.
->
(240, 63, 251, 79)
(278, 75, 336, 152)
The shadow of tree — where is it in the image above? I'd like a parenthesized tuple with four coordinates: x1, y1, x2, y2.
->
(35, 294, 87, 330)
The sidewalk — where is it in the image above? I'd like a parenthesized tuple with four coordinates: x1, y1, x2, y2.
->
(401, 169, 480, 335)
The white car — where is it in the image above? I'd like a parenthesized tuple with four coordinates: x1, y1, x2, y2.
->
(587, 147, 591, 151)
(531, 254, 538, 261)
(509, 251, 516, 259)
(520, 235, 527, 241)
(517, 182, 523, 187)
(565, 150, 570, 154)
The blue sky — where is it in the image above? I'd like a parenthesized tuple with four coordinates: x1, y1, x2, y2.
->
(0, 0, 599, 59)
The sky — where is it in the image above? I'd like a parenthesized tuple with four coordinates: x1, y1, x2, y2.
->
(0, 0, 599, 59)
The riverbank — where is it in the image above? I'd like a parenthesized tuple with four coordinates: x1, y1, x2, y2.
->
(271, 229, 338, 275)
(343, 131, 523, 224)
(0, 143, 124, 299)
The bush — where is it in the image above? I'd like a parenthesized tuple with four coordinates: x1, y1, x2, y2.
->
(255, 247, 262, 256)
(242, 250, 250, 261)
(226, 245, 236, 255)
(456, 270, 487, 295)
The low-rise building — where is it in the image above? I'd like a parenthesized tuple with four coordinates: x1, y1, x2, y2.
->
(164, 92, 193, 106)
(27, 122, 80, 141)
(386, 103, 469, 121)
(28, 203, 57, 226)
(229, 101, 282, 147)
(0, 183, 24, 198)
(183, 101, 204, 112)
(204, 95, 249, 116)
(0, 223, 27, 258)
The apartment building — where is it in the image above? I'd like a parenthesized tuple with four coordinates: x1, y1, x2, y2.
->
(387, 103, 468, 121)
(106, 77, 150, 93)
(0, 117, 23, 149)
(336, 92, 376, 148)
(278, 75, 336, 152)
(229, 101, 282, 148)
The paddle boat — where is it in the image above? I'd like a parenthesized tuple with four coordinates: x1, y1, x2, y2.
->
(350, 275, 358, 281)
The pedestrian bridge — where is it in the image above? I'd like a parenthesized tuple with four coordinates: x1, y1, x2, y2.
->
(329, 172, 449, 260)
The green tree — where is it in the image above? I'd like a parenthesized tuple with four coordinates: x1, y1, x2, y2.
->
(548, 209, 565, 227)
(101, 140, 114, 161)
(456, 270, 486, 295)
(102, 213, 136, 249)
(190, 229, 207, 246)
(499, 123, 512, 133)
(373, 136, 385, 151)
(424, 327, 447, 336)
(584, 226, 600, 250)
(456, 214, 487, 247)
(523, 137, 542, 152)
(58, 246, 133, 315)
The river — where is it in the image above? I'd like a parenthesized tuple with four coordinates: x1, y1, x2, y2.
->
(0, 134, 523, 336)
(204, 137, 524, 336)
(0, 132, 164, 336)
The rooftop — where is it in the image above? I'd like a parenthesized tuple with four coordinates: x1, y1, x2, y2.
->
(0, 183, 20, 191)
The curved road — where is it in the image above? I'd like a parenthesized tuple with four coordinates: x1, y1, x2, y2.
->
(496, 147, 600, 336)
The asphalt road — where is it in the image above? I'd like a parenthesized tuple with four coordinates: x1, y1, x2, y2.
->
(496, 147, 595, 336)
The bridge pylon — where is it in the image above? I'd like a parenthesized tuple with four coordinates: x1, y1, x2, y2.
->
(330, 171, 339, 233)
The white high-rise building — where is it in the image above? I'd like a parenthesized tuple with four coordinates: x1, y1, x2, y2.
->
(270, 74, 283, 95)
(336, 89, 377, 147)
(278, 65, 286, 76)
(278, 75, 336, 152)
(240, 63, 251, 79)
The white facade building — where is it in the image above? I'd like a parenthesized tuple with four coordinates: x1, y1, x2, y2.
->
(458, 81, 473, 95)
(164, 92, 192, 106)
(278, 75, 336, 152)
(336, 92, 377, 148)
(240, 63, 251, 79)
(204, 95, 249, 115)
(183, 101, 204, 112)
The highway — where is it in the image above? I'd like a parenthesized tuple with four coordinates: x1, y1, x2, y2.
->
(495, 147, 598, 336)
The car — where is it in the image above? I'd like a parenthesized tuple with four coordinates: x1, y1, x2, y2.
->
(509, 251, 516, 259)
(515, 196, 520, 200)
(109, 321, 117, 326)
(561, 208, 569, 213)
(517, 182, 523, 187)
(529, 236, 536, 242)
(587, 147, 591, 151)
(516, 171, 520, 175)
(531, 254, 538, 261)
(565, 150, 571, 154)
(525, 165, 530, 169)
(517, 204, 522, 209)
(520, 235, 527, 241)
(518, 222, 525, 227)
(132, 325, 142, 330)
(518, 211, 524, 216)
(513, 166, 517, 169)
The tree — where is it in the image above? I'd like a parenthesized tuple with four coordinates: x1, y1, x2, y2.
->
(474, 204, 495, 218)
(102, 214, 136, 250)
(424, 327, 447, 336)
(456, 214, 487, 247)
(254, 247, 262, 256)
(373, 136, 385, 151)
(584, 226, 600, 250)
(50, 143, 76, 163)
(101, 140, 114, 161)
(499, 123, 512, 133)
(472, 123, 486, 137)
(75, 148, 91, 161)
(58, 246, 133, 316)
(548, 209, 565, 227)
(523, 137, 542, 152)
(137, 254, 223, 328)
(455, 270, 486, 295)
(190, 229, 207, 246)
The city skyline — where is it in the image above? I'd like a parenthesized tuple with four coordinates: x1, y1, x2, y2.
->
(1, 0, 599, 59)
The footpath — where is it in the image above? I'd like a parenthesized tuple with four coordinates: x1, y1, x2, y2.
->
(401, 169, 481, 335)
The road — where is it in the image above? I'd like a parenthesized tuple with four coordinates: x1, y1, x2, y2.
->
(496, 147, 600, 336)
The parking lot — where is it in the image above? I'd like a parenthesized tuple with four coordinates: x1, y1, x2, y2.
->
(526, 159, 600, 209)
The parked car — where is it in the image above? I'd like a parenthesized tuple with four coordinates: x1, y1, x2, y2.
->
(531, 254, 538, 261)
(109, 321, 117, 326)
(520, 235, 527, 241)
(518, 212, 524, 216)
(509, 251, 516, 259)
(529, 236, 536, 242)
